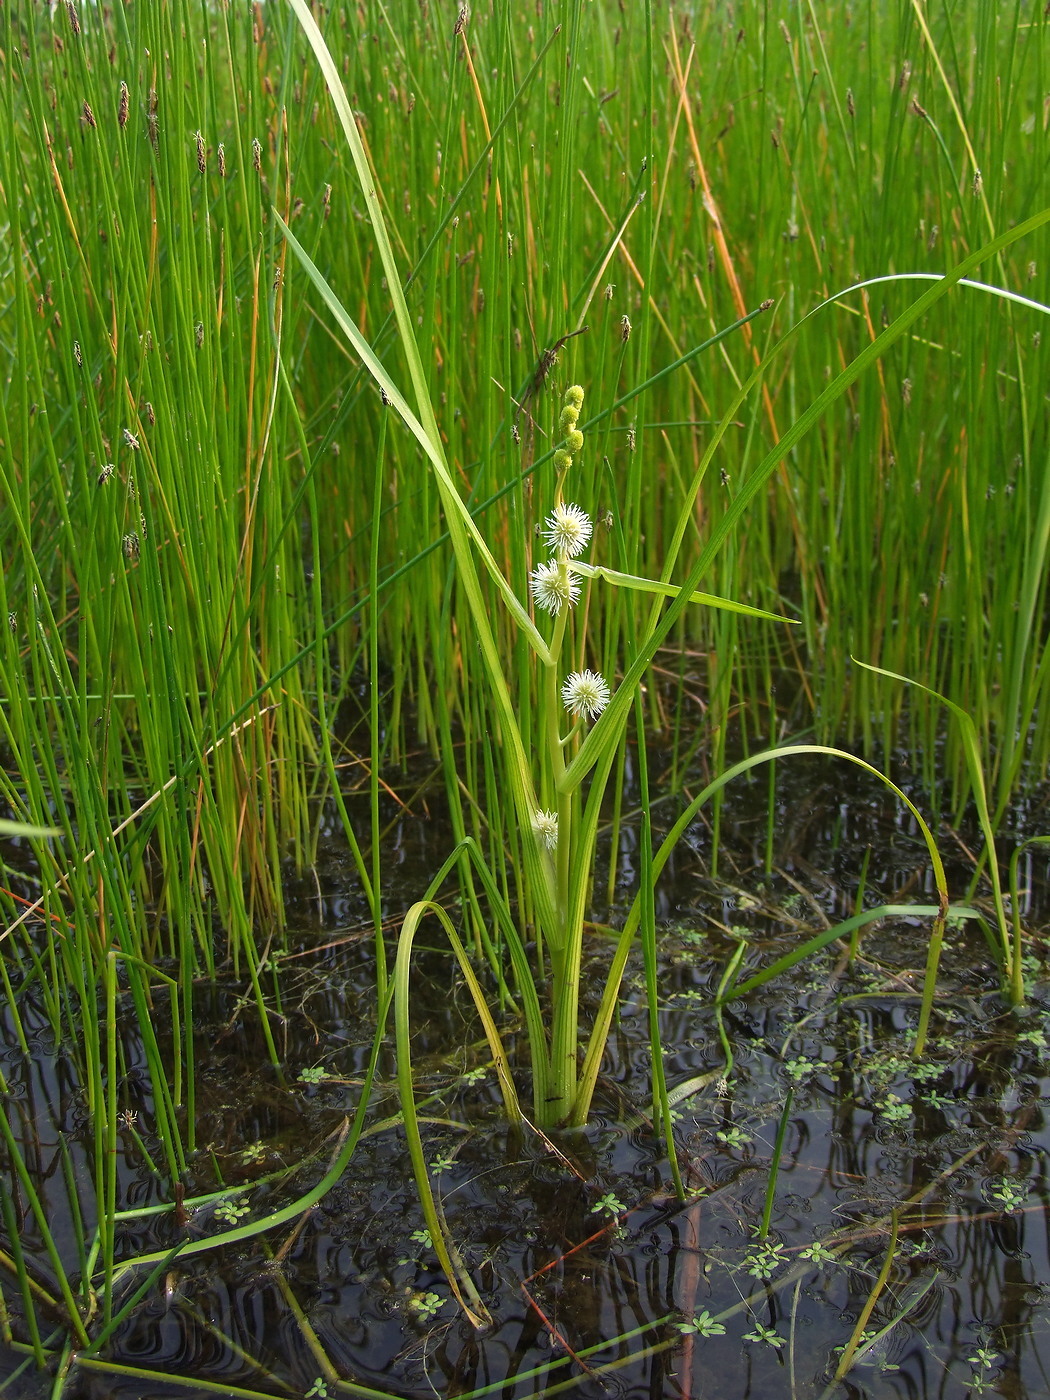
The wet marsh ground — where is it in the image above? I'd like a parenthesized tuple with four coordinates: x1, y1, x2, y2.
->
(4, 751, 1049, 1399)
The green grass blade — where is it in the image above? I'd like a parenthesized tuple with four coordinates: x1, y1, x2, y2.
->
(393, 899, 492, 1327)
(852, 657, 1016, 999)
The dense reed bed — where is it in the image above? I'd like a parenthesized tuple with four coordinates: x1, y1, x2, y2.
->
(3, 0, 1048, 946)
(0, 0, 1048, 1383)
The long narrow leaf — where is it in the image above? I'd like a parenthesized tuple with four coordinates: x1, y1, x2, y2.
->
(571, 561, 794, 623)
(394, 899, 493, 1327)
(852, 658, 1016, 999)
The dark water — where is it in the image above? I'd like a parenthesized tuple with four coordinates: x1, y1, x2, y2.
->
(2, 756, 1050, 1398)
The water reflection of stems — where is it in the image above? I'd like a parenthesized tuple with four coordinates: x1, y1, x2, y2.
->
(541, 1136, 995, 1396)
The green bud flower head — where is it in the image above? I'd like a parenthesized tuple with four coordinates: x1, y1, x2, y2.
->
(542, 502, 592, 558)
(529, 560, 581, 614)
(565, 429, 584, 455)
(559, 405, 579, 432)
(532, 809, 559, 850)
(553, 449, 574, 474)
(562, 670, 610, 720)
(564, 384, 585, 410)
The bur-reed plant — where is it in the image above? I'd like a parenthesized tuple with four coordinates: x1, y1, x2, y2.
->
(281, 0, 788, 1131)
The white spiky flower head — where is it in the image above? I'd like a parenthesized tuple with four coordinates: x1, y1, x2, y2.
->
(532, 809, 559, 850)
(542, 502, 592, 559)
(562, 669, 611, 721)
(529, 560, 580, 615)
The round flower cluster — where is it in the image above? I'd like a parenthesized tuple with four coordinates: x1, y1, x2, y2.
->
(526, 383, 611, 724)
(529, 560, 581, 615)
(542, 501, 592, 558)
(532, 809, 559, 850)
(562, 669, 611, 720)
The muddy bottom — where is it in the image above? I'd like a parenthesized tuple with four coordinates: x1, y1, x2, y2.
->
(3, 756, 1050, 1398)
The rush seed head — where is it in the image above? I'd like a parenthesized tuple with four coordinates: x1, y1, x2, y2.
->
(529, 560, 580, 615)
(562, 670, 611, 720)
(543, 502, 592, 559)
